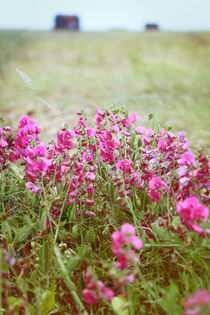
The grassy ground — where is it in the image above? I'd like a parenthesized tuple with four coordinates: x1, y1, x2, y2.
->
(0, 30, 210, 148)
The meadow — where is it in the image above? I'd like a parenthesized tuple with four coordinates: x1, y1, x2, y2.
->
(0, 30, 210, 147)
(0, 30, 210, 314)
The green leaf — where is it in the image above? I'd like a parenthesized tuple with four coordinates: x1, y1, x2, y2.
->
(130, 134, 136, 148)
(39, 241, 50, 273)
(14, 223, 35, 243)
(1, 221, 13, 242)
(151, 224, 170, 240)
(113, 187, 119, 202)
(158, 283, 182, 315)
(148, 113, 154, 121)
(40, 290, 55, 315)
(137, 138, 142, 147)
(66, 256, 80, 273)
(111, 296, 129, 315)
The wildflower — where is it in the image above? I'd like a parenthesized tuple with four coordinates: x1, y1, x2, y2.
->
(176, 197, 209, 236)
(129, 113, 138, 125)
(25, 182, 41, 194)
(149, 177, 169, 202)
(0, 139, 8, 148)
(178, 151, 197, 167)
(83, 268, 114, 305)
(116, 159, 133, 174)
(183, 290, 210, 315)
(111, 223, 143, 270)
(136, 126, 145, 134)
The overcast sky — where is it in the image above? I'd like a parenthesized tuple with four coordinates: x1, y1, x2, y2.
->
(1, 0, 210, 31)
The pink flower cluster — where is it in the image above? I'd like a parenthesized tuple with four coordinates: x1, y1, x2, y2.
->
(83, 223, 143, 305)
(176, 197, 209, 236)
(82, 268, 114, 305)
(148, 176, 169, 202)
(183, 290, 210, 315)
(0, 108, 209, 236)
(111, 223, 143, 270)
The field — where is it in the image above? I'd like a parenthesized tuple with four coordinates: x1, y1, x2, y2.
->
(0, 30, 210, 314)
(0, 30, 210, 148)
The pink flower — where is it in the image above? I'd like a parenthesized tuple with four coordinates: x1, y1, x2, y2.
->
(86, 199, 94, 206)
(33, 144, 46, 157)
(129, 113, 138, 125)
(83, 152, 94, 162)
(83, 289, 97, 305)
(86, 172, 96, 181)
(183, 290, 210, 315)
(136, 126, 145, 134)
(116, 159, 133, 174)
(18, 115, 29, 128)
(25, 182, 41, 194)
(111, 223, 143, 270)
(86, 211, 96, 217)
(149, 177, 169, 202)
(142, 136, 151, 145)
(145, 128, 154, 137)
(178, 151, 197, 167)
(57, 130, 74, 150)
(83, 268, 114, 305)
(176, 197, 209, 236)
(86, 127, 95, 137)
(0, 139, 8, 148)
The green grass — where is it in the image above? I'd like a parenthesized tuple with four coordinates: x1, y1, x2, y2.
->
(0, 30, 210, 148)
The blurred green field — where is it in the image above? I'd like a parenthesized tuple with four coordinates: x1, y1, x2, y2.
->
(0, 30, 210, 148)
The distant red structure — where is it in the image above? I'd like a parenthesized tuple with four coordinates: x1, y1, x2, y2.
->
(55, 15, 80, 31)
(145, 23, 159, 31)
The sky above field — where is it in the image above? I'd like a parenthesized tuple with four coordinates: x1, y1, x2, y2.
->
(1, 0, 210, 31)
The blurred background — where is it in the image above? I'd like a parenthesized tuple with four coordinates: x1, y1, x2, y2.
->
(0, 0, 210, 148)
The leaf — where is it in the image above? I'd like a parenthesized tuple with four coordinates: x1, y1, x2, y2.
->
(1, 221, 13, 242)
(111, 296, 129, 315)
(148, 113, 154, 121)
(40, 290, 55, 315)
(151, 224, 170, 240)
(158, 283, 182, 315)
(39, 241, 50, 273)
(130, 134, 136, 148)
(14, 223, 35, 243)
(138, 138, 142, 147)
(113, 187, 119, 202)
(66, 256, 80, 273)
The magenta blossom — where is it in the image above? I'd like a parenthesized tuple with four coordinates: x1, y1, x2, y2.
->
(178, 151, 197, 167)
(116, 159, 133, 174)
(183, 290, 210, 315)
(83, 268, 114, 305)
(149, 177, 169, 202)
(0, 139, 8, 148)
(111, 223, 143, 270)
(25, 182, 41, 194)
(176, 197, 209, 236)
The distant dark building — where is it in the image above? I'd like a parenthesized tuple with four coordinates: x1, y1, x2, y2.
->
(55, 15, 80, 31)
(145, 23, 159, 31)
